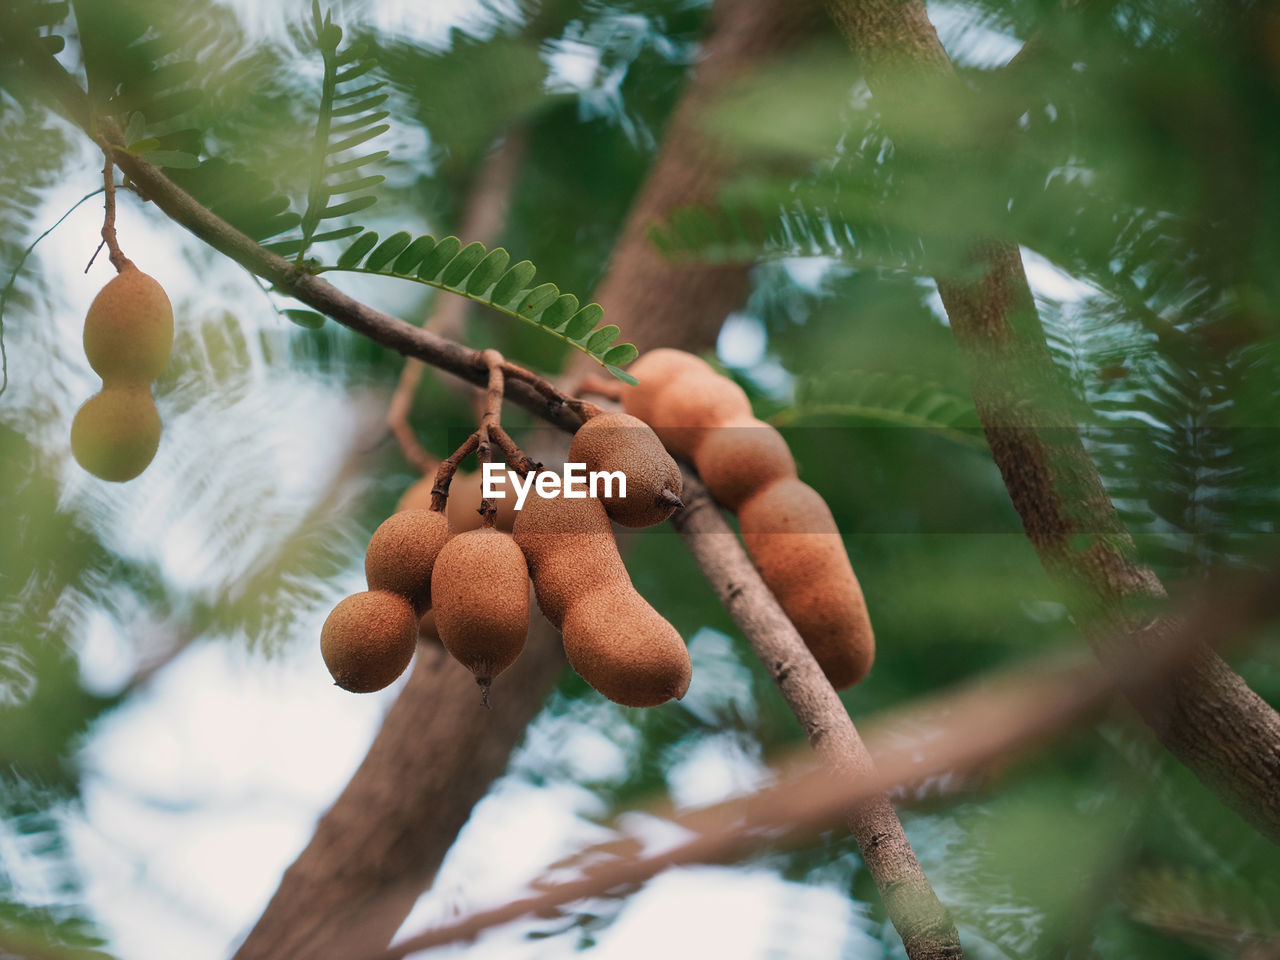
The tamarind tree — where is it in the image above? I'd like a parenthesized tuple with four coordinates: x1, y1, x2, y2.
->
(1, 1, 1279, 960)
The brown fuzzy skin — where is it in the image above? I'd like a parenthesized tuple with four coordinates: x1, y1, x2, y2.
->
(70, 386, 161, 482)
(561, 588, 691, 707)
(693, 416, 796, 511)
(321, 590, 418, 693)
(619, 348, 708, 424)
(513, 491, 690, 707)
(431, 528, 530, 682)
(446, 470, 517, 533)
(568, 412, 684, 527)
(82, 266, 175, 383)
(738, 478, 875, 688)
(396, 477, 434, 513)
(364, 509, 450, 613)
(512, 491, 628, 625)
(621, 348, 876, 689)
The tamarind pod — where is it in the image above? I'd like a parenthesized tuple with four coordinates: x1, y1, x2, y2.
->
(446, 470, 517, 533)
(364, 509, 451, 613)
(738, 478, 874, 689)
(560, 587, 691, 707)
(70, 385, 161, 482)
(431, 528, 530, 683)
(693, 416, 797, 512)
(618, 348, 708, 425)
(513, 492, 689, 706)
(568, 412, 684, 527)
(396, 477, 434, 513)
(512, 491, 628, 626)
(418, 608, 438, 643)
(321, 590, 418, 693)
(82, 265, 174, 383)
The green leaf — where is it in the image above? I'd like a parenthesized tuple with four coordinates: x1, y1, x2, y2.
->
(329, 124, 390, 155)
(564, 303, 603, 339)
(264, 225, 362, 255)
(517, 283, 559, 316)
(603, 343, 638, 367)
(606, 364, 639, 386)
(392, 235, 435, 274)
(440, 241, 487, 287)
(124, 111, 146, 144)
(335, 59, 377, 84)
(366, 232, 413, 271)
(585, 325, 621, 353)
(538, 294, 578, 330)
(330, 111, 391, 136)
(285, 312, 326, 333)
(326, 175, 385, 196)
(326, 150, 389, 175)
(418, 236, 462, 279)
(331, 94, 388, 118)
(337, 231, 379, 267)
(465, 247, 510, 295)
(126, 137, 161, 154)
(322, 195, 378, 218)
(491, 260, 535, 305)
(319, 23, 342, 49)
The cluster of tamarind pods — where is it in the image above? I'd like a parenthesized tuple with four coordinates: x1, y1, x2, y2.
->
(71, 264, 174, 482)
(322, 347, 875, 707)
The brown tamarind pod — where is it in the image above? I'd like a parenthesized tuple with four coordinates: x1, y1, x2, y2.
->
(621, 350, 752, 461)
(693, 416, 796, 512)
(70, 386, 161, 482)
(446, 470, 517, 533)
(364, 509, 450, 613)
(568, 412, 684, 527)
(396, 477, 434, 513)
(431, 528, 530, 684)
(513, 491, 690, 707)
(738, 478, 874, 689)
(618, 348, 707, 425)
(321, 590, 418, 693)
(82, 265, 175, 383)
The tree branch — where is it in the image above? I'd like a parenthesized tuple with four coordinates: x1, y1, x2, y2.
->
(673, 474, 962, 958)
(821, 0, 1280, 843)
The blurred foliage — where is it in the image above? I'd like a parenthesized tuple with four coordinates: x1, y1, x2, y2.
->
(1, 0, 1280, 958)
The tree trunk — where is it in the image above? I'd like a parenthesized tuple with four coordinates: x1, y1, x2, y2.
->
(822, 1, 1280, 843)
(232, 3, 826, 957)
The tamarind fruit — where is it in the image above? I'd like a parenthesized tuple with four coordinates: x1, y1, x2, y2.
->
(72, 266, 174, 482)
(82, 265, 174, 383)
(621, 350, 874, 689)
(321, 590, 419, 692)
(396, 471, 517, 532)
(364, 508, 451, 613)
(513, 491, 690, 707)
(431, 528, 530, 685)
(568, 412, 683, 527)
(70, 386, 162, 482)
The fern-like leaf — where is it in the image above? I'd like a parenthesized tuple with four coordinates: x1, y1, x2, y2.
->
(775, 371, 986, 450)
(317, 232, 639, 381)
(271, 2, 388, 265)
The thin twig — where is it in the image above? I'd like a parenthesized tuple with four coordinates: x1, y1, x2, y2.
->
(97, 150, 132, 272)
(429, 432, 479, 514)
(476, 349, 505, 527)
(387, 358, 436, 475)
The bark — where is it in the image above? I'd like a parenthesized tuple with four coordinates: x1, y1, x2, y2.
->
(822, 1, 1280, 842)
(673, 476, 962, 960)
(589, 0, 829, 356)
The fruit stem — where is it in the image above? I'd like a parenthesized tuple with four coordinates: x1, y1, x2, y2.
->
(97, 150, 133, 273)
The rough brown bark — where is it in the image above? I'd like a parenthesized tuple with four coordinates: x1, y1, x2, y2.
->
(588, 0, 829, 356)
(673, 476, 963, 960)
(822, 2, 1280, 842)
